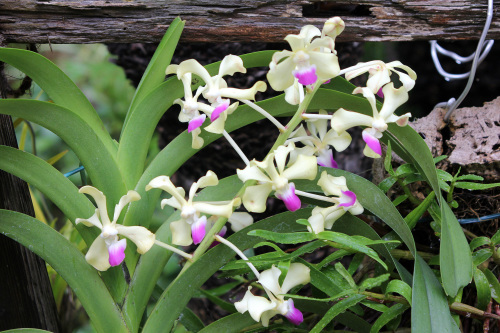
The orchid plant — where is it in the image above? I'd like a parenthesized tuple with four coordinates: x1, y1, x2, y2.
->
(2, 15, 493, 333)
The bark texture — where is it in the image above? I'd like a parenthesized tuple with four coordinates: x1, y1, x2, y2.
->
(0, 0, 498, 43)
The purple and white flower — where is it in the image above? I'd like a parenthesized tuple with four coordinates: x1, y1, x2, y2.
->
(75, 186, 155, 271)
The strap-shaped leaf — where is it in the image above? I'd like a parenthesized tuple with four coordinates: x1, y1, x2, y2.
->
(0, 47, 113, 153)
(198, 313, 256, 333)
(473, 268, 491, 310)
(0, 210, 129, 333)
(385, 280, 412, 304)
(0, 100, 126, 202)
(370, 303, 409, 333)
(310, 294, 366, 333)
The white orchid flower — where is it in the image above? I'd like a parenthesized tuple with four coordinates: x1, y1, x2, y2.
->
(235, 263, 310, 327)
(307, 171, 364, 234)
(75, 186, 155, 271)
(345, 60, 417, 95)
(146, 171, 239, 246)
(267, 19, 342, 102)
(166, 55, 266, 138)
(237, 143, 318, 213)
(288, 110, 351, 168)
(331, 83, 411, 158)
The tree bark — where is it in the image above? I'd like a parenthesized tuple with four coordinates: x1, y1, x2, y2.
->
(0, 113, 60, 330)
(0, 0, 498, 44)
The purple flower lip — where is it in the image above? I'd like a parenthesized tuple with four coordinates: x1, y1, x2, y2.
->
(293, 65, 317, 86)
(188, 114, 206, 133)
(284, 299, 304, 325)
(276, 183, 301, 212)
(338, 190, 356, 208)
(108, 238, 127, 266)
(191, 216, 208, 245)
(211, 100, 230, 122)
(317, 149, 338, 169)
(362, 130, 382, 156)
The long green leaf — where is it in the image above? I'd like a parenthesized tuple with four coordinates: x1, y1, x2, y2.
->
(310, 294, 366, 333)
(0, 47, 114, 154)
(412, 255, 459, 333)
(142, 209, 312, 332)
(123, 17, 184, 128)
(0, 100, 126, 203)
(0, 210, 129, 333)
(198, 313, 256, 333)
(370, 304, 409, 333)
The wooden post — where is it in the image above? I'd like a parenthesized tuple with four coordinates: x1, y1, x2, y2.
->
(0, 114, 60, 329)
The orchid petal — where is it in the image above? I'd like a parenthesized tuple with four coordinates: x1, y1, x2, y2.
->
(113, 190, 141, 223)
(284, 299, 304, 325)
(195, 170, 219, 189)
(204, 111, 228, 134)
(258, 265, 282, 297)
(308, 51, 340, 80)
(235, 288, 277, 325)
(338, 190, 356, 208)
(177, 59, 213, 87)
(353, 87, 378, 116)
(362, 129, 382, 157)
(274, 143, 295, 174)
(331, 108, 373, 134)
(281, 263, 311, 294)
(228, 212, 254, 232)
(324, 209, 346, 229)
(318, 171, 346, 197)
(237, 165, 270, 183)
(284, 79, 303, 105)
(79, 186, 110, 226)
(191, 215, 207, 245)
(323, 128, 352, 152)
(281, 154, 318, 181)
(191, 127, 204, 149)
(242, 183, 273, 213)
(267, 57, 296, 92)
(108, 238, 127, 267)
(188, 114, 206, 132)
(386, 112, 411, 127)
(75, 208, 102, 229)
(219, 81, 267, 101)
(379, 83, 409, 120)
(193, 201, 235, 218)
(160, 197, 183, 210)
(170, 219, 193, 246)
(219, 55, 246, 77)
(293, 65, 317, 86)
(307, 212, 325, 234)
(85, 236, 110, 271)
(210, 100, 229, 122)
(366, 70, 391, 94)
(323, 17, 345, 39)
(116, 225, 155, 254)
(298, 25, 321, 44)
(276, 183, 301, 212)
(317, 149, 338, 168)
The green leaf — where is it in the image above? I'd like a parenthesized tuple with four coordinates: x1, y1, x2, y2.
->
(142, 209, 312, 333)
(310, 294, 366, 333)
(335, 262, 357, 289)
(179, 307, 205, 332)
(370, 304, 409, 333)
(198, 289, 236, 313)
(2, 330, 53, 333)
(412, 256, 459, 333)
(318, 231, 388, 270)
(360, 274, 391, 291)
(247, 230, 314, 244)
(469, 237, 491, 251)
(395, 163, 418, 177)
(392, 194, 408, 206)
(378, 176, 397, 193)
(482, 268, 500, 303)
(348, 253, 364, 275)
(0, 46, 111, 149)
(433, 155, 448, 164)
(298, 258, 345, 296)
(492, 230, 500, 246)
(385, 280, 412, 304)
(456, 174, 483, 181)
(437, 169, 454, 182)
(473, 268, 491, 310)
(124, 18, 184, 128)
(198, 313, 256, 333)
(0, 210, 128, 333)
(472, 248, 492, 267)
(405, 191, 436, 230)
(384, 141, 394, 175)
(0, 100, 126, 202)
(439, 203, 473, 296)
(454, 182, 500, 190)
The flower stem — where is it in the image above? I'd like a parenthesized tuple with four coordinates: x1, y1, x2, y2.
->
(154, 240, 193, 260)
(222, 130, 250, 165)
(295, 189, 337, 204)
(214, 235, 261, 278)
(241, 99, 286, 132)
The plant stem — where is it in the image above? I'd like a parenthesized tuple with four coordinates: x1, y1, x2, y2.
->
(396, 178, 421, 206)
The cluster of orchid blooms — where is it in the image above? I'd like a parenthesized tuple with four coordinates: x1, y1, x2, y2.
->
(75, 17, 416, 327)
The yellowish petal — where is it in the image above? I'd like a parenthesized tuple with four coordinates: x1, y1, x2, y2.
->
(85, 236, 110, 271)
(242, 183, 273, 213)
(331, 108, 373, 134)
(170, 220, 192, 246)
(280, 263, 311, 294)
(116, 225, 155, 254)
(75, 208, 102, 229)
(281, 154, 318, 181)
(113, 190, 141, 223)
(79, 186, 110, 226)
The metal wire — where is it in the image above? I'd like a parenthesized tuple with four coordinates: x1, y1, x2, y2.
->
(430, 0, 494, 122)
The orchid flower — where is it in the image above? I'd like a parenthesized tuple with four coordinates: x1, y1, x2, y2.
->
(288, 110, 351, 168)
(166, 55, 266, 137)
(237, 143, 318, 213)
(345, 60, 417, 95)
(267, 18, 343, 104)
(75, 186, 155, 271)
(146, 171, 239, 246)
(307, 171, 364, 234)
(235, 263, 310, 327)
(331, 83, 411, 158)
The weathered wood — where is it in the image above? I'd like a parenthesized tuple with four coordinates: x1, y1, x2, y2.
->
(0, 0, 498, 44)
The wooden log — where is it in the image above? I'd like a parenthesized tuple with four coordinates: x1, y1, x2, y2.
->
(0, 0, 498, 44)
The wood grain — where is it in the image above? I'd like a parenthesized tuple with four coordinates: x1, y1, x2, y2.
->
(0, 1, 498, 43)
